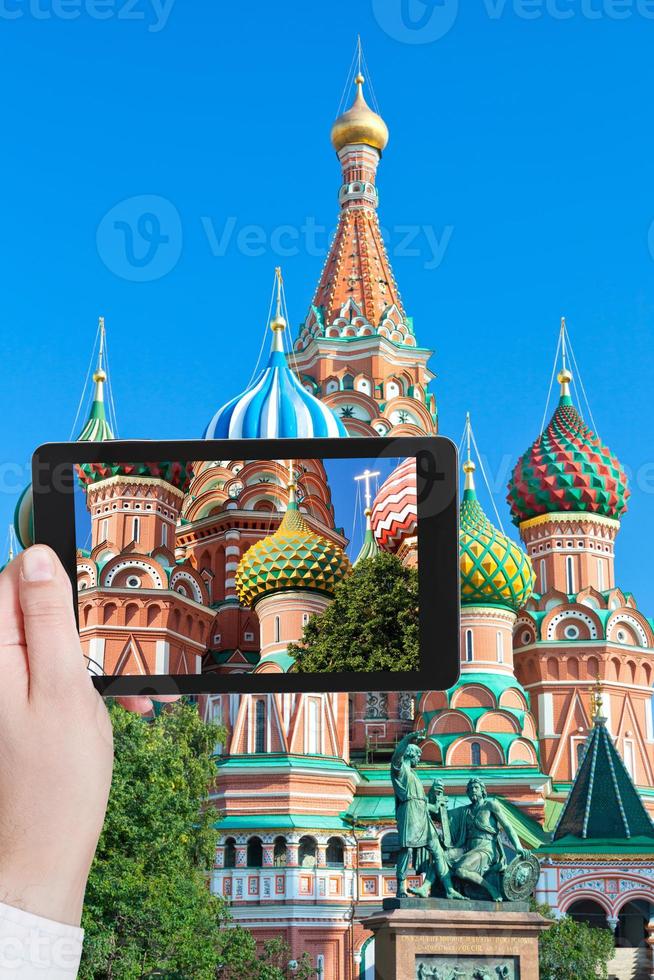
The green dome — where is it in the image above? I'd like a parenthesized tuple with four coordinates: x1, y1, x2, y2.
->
(235, 493, 350, 607)
(460, 463, 534, 611)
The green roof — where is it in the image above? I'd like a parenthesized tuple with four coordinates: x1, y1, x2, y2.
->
(551, 717, 654, 843)
(216, 813, 355, 831)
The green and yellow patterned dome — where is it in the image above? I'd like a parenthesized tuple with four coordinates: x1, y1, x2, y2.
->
(235, 488, 351, 607)
(460, 461, 535, 611)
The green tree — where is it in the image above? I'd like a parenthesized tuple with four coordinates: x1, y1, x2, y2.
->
(289, 552, 419, 673)
(79, 701, 227, 979)
(536, 904, 615, 980)
(217, 928, 316, 978)
(80, 702, 317, 979)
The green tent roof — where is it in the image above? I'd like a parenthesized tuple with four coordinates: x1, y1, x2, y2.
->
(551, 716, 654, 842)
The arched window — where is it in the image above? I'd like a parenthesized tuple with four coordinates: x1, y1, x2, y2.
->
(326, 837, 345, 867)
(273, 836, 287, 867)
(132, 517, 140, 543)
(465, 630, 474, 662)
(254, 699, 266, 754)
(566, 555, 575, 595)
(576, 740, 586, 768)
(100, 518, 109, 542)
(381, 832, 400, 868)
(224, 838, 236, 869)
(298, 836, 317, 868)
(246, 837, 263, 868)
(496, 631, 504, 664)
(161, 523, 168, 548)
(539, 558, 547, 593)
(342, 373, 354, 390)
(471, 742, 481, 766)
(274, 615, 281, 644)
(567, 899, 608, 930)
(617, 899, 649, 948)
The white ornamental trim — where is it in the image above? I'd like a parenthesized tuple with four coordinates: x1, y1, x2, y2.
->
(103, 559, 163, 589)
(545, 610, 598, 640)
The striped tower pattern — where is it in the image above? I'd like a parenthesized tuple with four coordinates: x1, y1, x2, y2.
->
(370, 457, 417, 552)
(205, 313, 346, 440)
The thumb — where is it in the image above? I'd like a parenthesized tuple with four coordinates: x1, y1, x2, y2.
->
(19, 546, 84, 695)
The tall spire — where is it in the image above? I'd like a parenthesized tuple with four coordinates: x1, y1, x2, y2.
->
(77, 316, 115, 442)
(205, 269, 347, 439)
(354, 467, 381, 564)
(309, 57, 404, 333)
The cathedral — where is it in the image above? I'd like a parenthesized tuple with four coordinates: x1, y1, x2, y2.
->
(12, 67, 654, 980)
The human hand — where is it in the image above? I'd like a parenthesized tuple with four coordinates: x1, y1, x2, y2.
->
(0, 546, 113, 927)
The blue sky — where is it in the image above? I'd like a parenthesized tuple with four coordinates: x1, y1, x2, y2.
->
(1, 0, 653, 611)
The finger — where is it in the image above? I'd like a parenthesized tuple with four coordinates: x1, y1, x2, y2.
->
(18, 546, 85, 697)
(0, 556, 29, 701)
(114, 696, 156, 715)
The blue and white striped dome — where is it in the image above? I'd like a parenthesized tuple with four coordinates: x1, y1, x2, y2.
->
(204, 318, 347, 439)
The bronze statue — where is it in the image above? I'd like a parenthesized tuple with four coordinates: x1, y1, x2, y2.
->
(390, 731, 463, 899)
(448, 777, 529, 902)
(390, 741, 540, 903)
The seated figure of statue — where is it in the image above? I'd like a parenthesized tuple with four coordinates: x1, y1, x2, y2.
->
(447, 777, 528, 902)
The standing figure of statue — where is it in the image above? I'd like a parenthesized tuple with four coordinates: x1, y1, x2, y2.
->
(449, 778, 528, 902)
(390, 730, 463, 900)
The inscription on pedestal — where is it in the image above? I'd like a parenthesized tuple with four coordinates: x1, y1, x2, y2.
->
(415, 954, 518, 980)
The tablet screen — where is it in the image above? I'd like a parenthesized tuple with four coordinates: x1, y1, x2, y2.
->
(33, 437, 459, 694)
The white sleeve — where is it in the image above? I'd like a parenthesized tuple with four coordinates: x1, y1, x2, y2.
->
(0, 903, 83, 979)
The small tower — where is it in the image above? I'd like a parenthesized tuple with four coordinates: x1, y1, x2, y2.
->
(417, 419, 544, 816)
(510, 329, 654, 794)
(235, 468, 351, 673)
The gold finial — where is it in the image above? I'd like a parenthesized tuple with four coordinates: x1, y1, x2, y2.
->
(557, 316, 572, 396)
(93, 317, 107, 389)
(463, 412, 476, 490)
(557, 367, 572, 397)
(270, 267, 287, 335)
(330, 56, 389, 153)
(590, 676, 605, 723)
(463, 458, 476, 491)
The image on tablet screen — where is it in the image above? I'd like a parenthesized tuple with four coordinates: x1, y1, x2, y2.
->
(72, 456, 421, 679)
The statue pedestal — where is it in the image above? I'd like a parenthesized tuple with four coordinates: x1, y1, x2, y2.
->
(363, 898, 551, 980)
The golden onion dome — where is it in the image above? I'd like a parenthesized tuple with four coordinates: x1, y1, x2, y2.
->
(330, 74, 389, 154)
(235, 489, 351, 607)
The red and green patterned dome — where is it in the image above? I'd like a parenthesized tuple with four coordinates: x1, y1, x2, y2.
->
(507, 371, 630, 526)
(77, 460, 194, 492)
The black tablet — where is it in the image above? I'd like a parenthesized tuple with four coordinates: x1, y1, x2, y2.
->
(30, 436, 459, 696)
